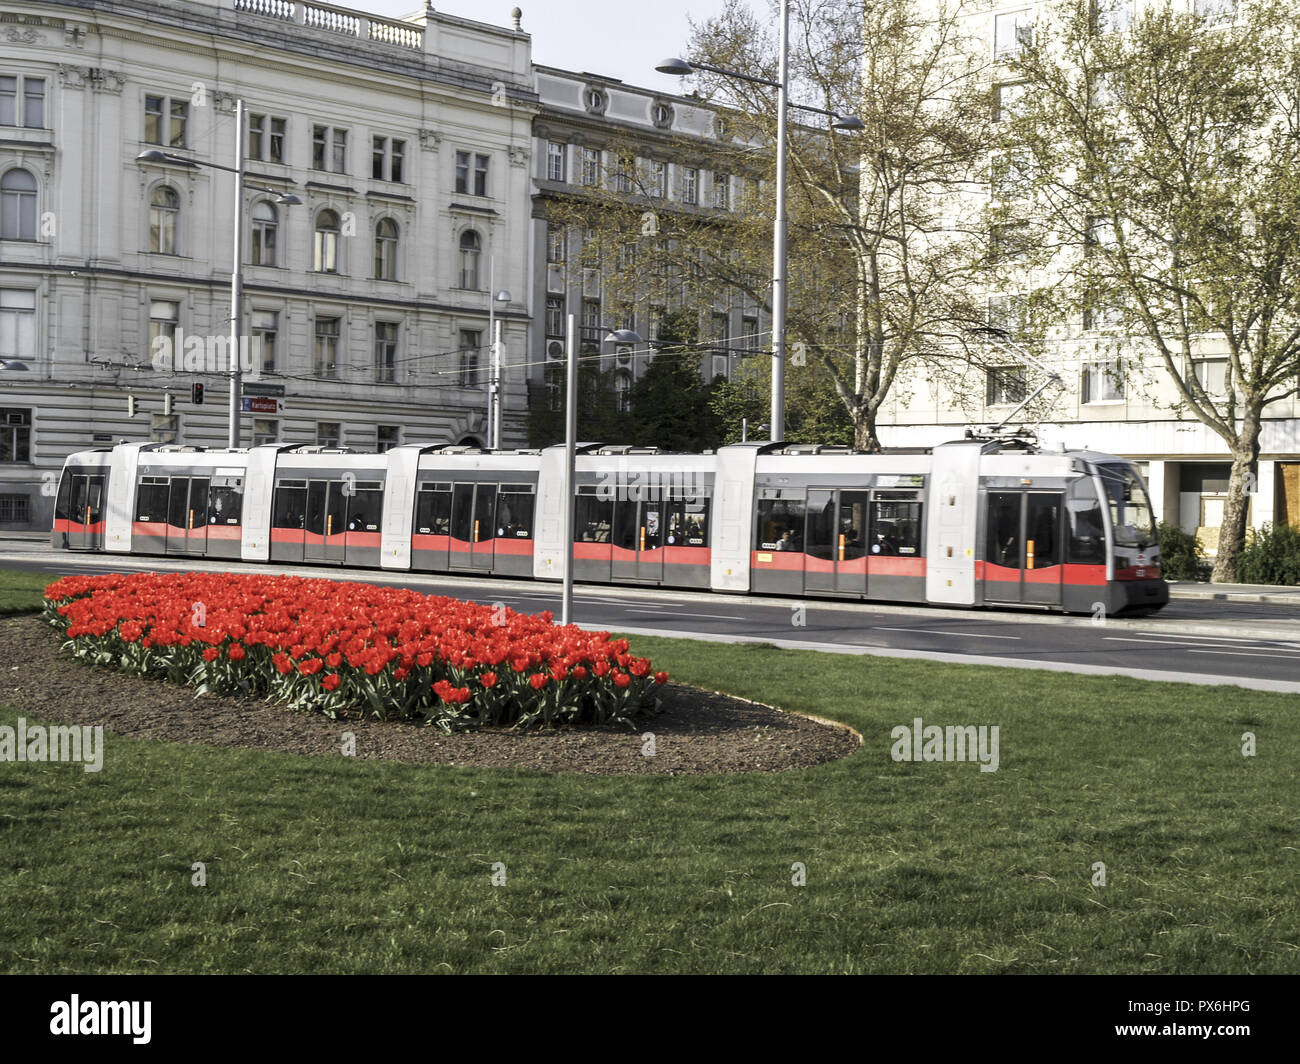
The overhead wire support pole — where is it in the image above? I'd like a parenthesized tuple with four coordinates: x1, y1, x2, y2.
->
(771, 0, 790, 443)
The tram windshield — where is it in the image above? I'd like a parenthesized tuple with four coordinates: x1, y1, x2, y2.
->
(1098, 464, 1156, 547)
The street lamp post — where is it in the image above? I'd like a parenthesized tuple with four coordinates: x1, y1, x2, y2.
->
(560, 324, 642, 627)
(485, 256, 512, 451)
(658, 6, 862, 443)
(136, 99, 300, 450)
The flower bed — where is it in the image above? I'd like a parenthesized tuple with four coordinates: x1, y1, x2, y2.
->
(43, 572, 667, 730)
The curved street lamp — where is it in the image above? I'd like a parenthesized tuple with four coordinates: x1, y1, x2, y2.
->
(657, 9, 861, 444)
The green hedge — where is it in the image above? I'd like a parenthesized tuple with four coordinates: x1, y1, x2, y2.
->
(1235, 522, 1300, 586)
(1157, 521, 1211, 581)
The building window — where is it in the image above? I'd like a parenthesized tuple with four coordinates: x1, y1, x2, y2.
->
(250, 200, 278, 266)
(149, 185, 179, 254)
(987, 293, 1028, 336)
(248, 114, 286, 163)
(459, 230, 481, 290)
(314, 317, 340, 378)
(1082, 360, 1125, 402)
(991, 150, 1033, 202)
(455, 151, 490, 196)
(649, 160, 666, 199)
(1192, 358, 1229, 396)
(149, 300, 179, 362)
(682, 167, 698, 205)
(0, 493, 30, 521)
(0, 290, 36, 362)
(312, 125, 347, 173)
(614, 370, 632, 412)
(613, 154, 634, 194)
(994, 83, 1026, 123)
(713, 173, 731, 210)
(1094, 0, 1134, 34)
(547, 141, 566, 182)
(546, 229, 566, 265)
(994, 10, 1034, 59)
(986, 366, 1028, 406)
(990, 221, 1030, 263)
(0, 408, 31, 463)
(545, 295, 564, 338)
(0, 169, 37, 241)
(313, 209, 340, 273)
(374, 218, 399, 280)
(252, 418, 278, 446)
(581, 147, 600, 187)
(251, 310, 278, 374)
(376, 425, 400, 452)
(374, 321, 398, 382)
(742, 316, 759, 352)
(1195, 0, 1236, 27)
(144, 95, 188, 147)
(584, 87, 607, 114)
(458, 328, 481, 387)
(0, 76, 45, 128)
(652, 101, 673, 128)
(372, 136, 405, 182)
(648, 305, 664, 342)
(581, 298, 602, 348)
(316, 422, 341, 448)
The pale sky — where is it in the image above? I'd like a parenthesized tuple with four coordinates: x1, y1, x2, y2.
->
(361, 0, 739, 89)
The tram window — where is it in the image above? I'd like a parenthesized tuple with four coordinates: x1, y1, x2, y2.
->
(756, 497, 806, 551)
(805, 491, 836, 560)
(987, 493, 1021, 567)
(135, 478, 169, 522)
(666, 497, 709, 546)
(189, 478, 210, 527)
(55, 472, 71, 522)
(576, 490, 612, 543)
(869, 501, 922, 556)
(208, 483, 243, 525)
(611, 498, 638, 551)
(496, 490, 534, 539)
(167, 478, 191, 529)
(1025, 496, 1060, 568)
(414, 489, 451, 535)
(70, 476, 87, 523)
(347, 488, 383, 533)
(1066, 479, 1106, 563)
(272, 482, 308, 530)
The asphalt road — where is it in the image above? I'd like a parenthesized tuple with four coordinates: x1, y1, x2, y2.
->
(5, 543, 1300, 692)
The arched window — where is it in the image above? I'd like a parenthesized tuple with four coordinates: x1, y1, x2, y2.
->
(251, 200, 278, 266)
(148, 185, 179, 254)
(1, 168, 38, 241)
(314, 209, 340, 273)
(459, 229, 481, 290)
(374, 218, 398, 280)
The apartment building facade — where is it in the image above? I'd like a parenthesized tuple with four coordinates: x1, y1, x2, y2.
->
(0, 0, 536, 530)
(876, 0, 1299, 546)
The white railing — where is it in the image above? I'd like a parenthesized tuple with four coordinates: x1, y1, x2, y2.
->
(235, 0, 424, 51)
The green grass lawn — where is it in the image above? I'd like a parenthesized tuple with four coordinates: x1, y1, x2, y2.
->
(1, 572, 1296, 973)
(0, 567, 52, 615)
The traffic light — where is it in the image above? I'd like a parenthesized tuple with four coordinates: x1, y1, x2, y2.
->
(192, 382, 204, 405)
(127, 394, 137, 417)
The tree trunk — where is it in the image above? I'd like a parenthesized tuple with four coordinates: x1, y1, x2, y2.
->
(1211, 405, 1262, 583)
(854, 411, 882, 453)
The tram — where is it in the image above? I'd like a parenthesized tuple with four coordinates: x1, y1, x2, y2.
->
(50, 434, 1168, 615)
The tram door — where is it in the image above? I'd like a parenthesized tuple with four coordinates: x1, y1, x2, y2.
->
(804, 490, 869, 595)
(165, 477, 209, 554)
(304, 480, 348, 564)
(450, 483, 496, 570)
(611, 498, 665, 583)
(983, 491, 1063, 606)
(67, 473, 106, 549)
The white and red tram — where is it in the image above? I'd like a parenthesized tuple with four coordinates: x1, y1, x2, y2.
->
(51, 435, 1168, 615)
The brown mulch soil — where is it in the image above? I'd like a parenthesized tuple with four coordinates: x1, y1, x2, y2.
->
(0, 614, 860, 775)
